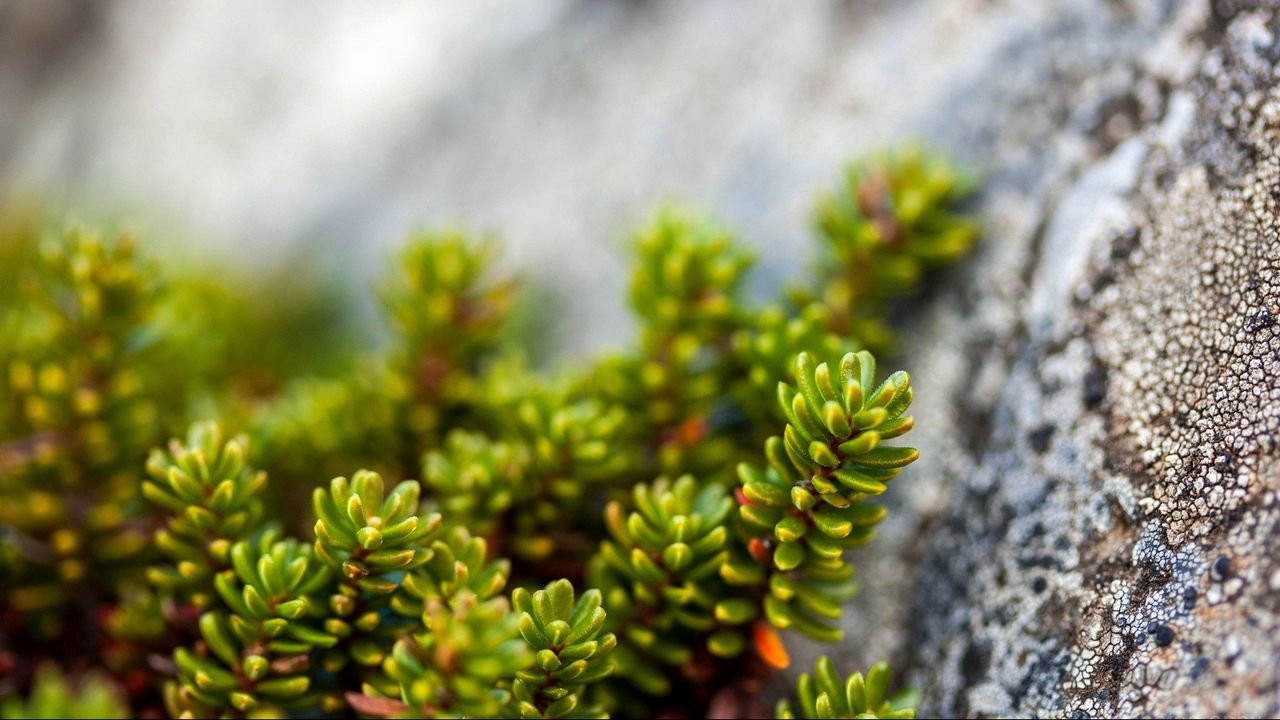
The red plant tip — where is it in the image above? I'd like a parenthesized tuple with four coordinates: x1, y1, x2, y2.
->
(753, 622, 790, 670)
(675, 415, 708, 447)
(748, 538, 769, 563)
(345, 692, 408, 717)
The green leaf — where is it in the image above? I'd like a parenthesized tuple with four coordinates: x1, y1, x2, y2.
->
(713, 598, 757, 625)
(855, 446, 919, 468)
(707, 630, 745, 658)
(774, 541, 805, 571)
(256, 676, 310, 698)
(866, 660, 891, 709)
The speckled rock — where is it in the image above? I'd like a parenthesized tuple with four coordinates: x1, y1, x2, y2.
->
(891, 1, 1280, 716)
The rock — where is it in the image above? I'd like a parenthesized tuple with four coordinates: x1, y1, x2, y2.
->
(2, 0, 1277, 716)
(895, 1, 1280, 716)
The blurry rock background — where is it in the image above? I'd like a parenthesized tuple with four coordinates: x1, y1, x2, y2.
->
(2, 0, 1278, 716)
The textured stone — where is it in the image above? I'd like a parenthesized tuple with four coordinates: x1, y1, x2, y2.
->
(898, 1, 1280, 716)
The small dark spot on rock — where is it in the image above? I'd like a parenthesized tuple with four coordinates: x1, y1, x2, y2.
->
(1212, 555, 1231, 581)
(960, 641, 990, 687)
(1032, 577, 1047, 593)
(1147, 621, 1174, 647)
(1027, 424, 1055, 453)
(1090, 94, 1143, 153)
(1091, 267, 1116, 293)
(1134, 557, 1173, 602)
(1109, 226, 1141, 261)
(1183, 586, 1197, 610)
(1203, 0, 1246, 42)
(1083, 363, 1108, 409)
(957, 395, 996, 459)
(1214, 452, 1237, 475)
(1100, 652, 1130, 690)
(1244, 271, 1260, 292)
(1189, 657, 1210, 680)
(1268, 14, 1280, 63)
(1242, 308, 1274, 333)
(1017, 554, 1057, 569)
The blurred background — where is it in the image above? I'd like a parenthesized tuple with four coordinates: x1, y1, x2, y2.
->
(0, 0, 1001, 361)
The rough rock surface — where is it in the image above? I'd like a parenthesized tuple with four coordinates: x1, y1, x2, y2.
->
(2, 0, 1278, 716)
(897, 1, 1280, 717)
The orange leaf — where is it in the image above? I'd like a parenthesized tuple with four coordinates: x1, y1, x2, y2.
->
(753, 622, 790, 669)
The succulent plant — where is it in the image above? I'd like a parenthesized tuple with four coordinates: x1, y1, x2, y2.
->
(730, 351, 916, 642)
(0, 148, 978, 718)
(506, 579, 616, 719)
(775, 658, 919, 720)
(0, 664, 128, 720)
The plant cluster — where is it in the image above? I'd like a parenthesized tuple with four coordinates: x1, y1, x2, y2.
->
(0, 149, 977, 718)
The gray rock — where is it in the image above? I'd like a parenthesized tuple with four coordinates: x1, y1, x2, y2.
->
(2, 0, 1277, 716)
(894, 1, 1280, 717)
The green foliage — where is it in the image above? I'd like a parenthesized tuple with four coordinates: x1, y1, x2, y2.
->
(506, 579, 615, 719)
(730, 303, 846, 430)
(496, 389, 629, 563)
(594, 212, 754, 482)
(733, 351, 915, 642)
(424, 430, 526, 539)
(628, 211, 754, 343)
(588, 476, 737, 696)
(169, 533, 333, 717)
(383, 233, 515, 379)
(422, 354, 632, 566)
(775, 658, 918, 720)
(373, 528, 523, 718)
(381, 233, 517, 450)
(153, 265, 357, 403)
(313, 470, 438, 592)
(0, 147, 979, 718)
(0, 664, 128, 720)
(249, 233, 517, 499)
(810, 147, 979, 350)
(249, 368, 404, 500)
(0, 229, 162, 632)
(312, 471, 441, 680)
(143, 422, 266, 608)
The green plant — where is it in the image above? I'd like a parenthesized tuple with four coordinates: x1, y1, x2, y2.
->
(0, 148, 976, 718)
(142, 423, 267, 609)
(775, 658, 918, 719)
(506, 579, 615, 719)
(0, 664, 128, 720)
(0, 230, 164, 644)
(732, 351, 914, 642)
(591, 211, 754, 484)
(808, 147, 978, 350)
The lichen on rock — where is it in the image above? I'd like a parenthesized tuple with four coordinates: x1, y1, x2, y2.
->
(894, 1, 1280, 716)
